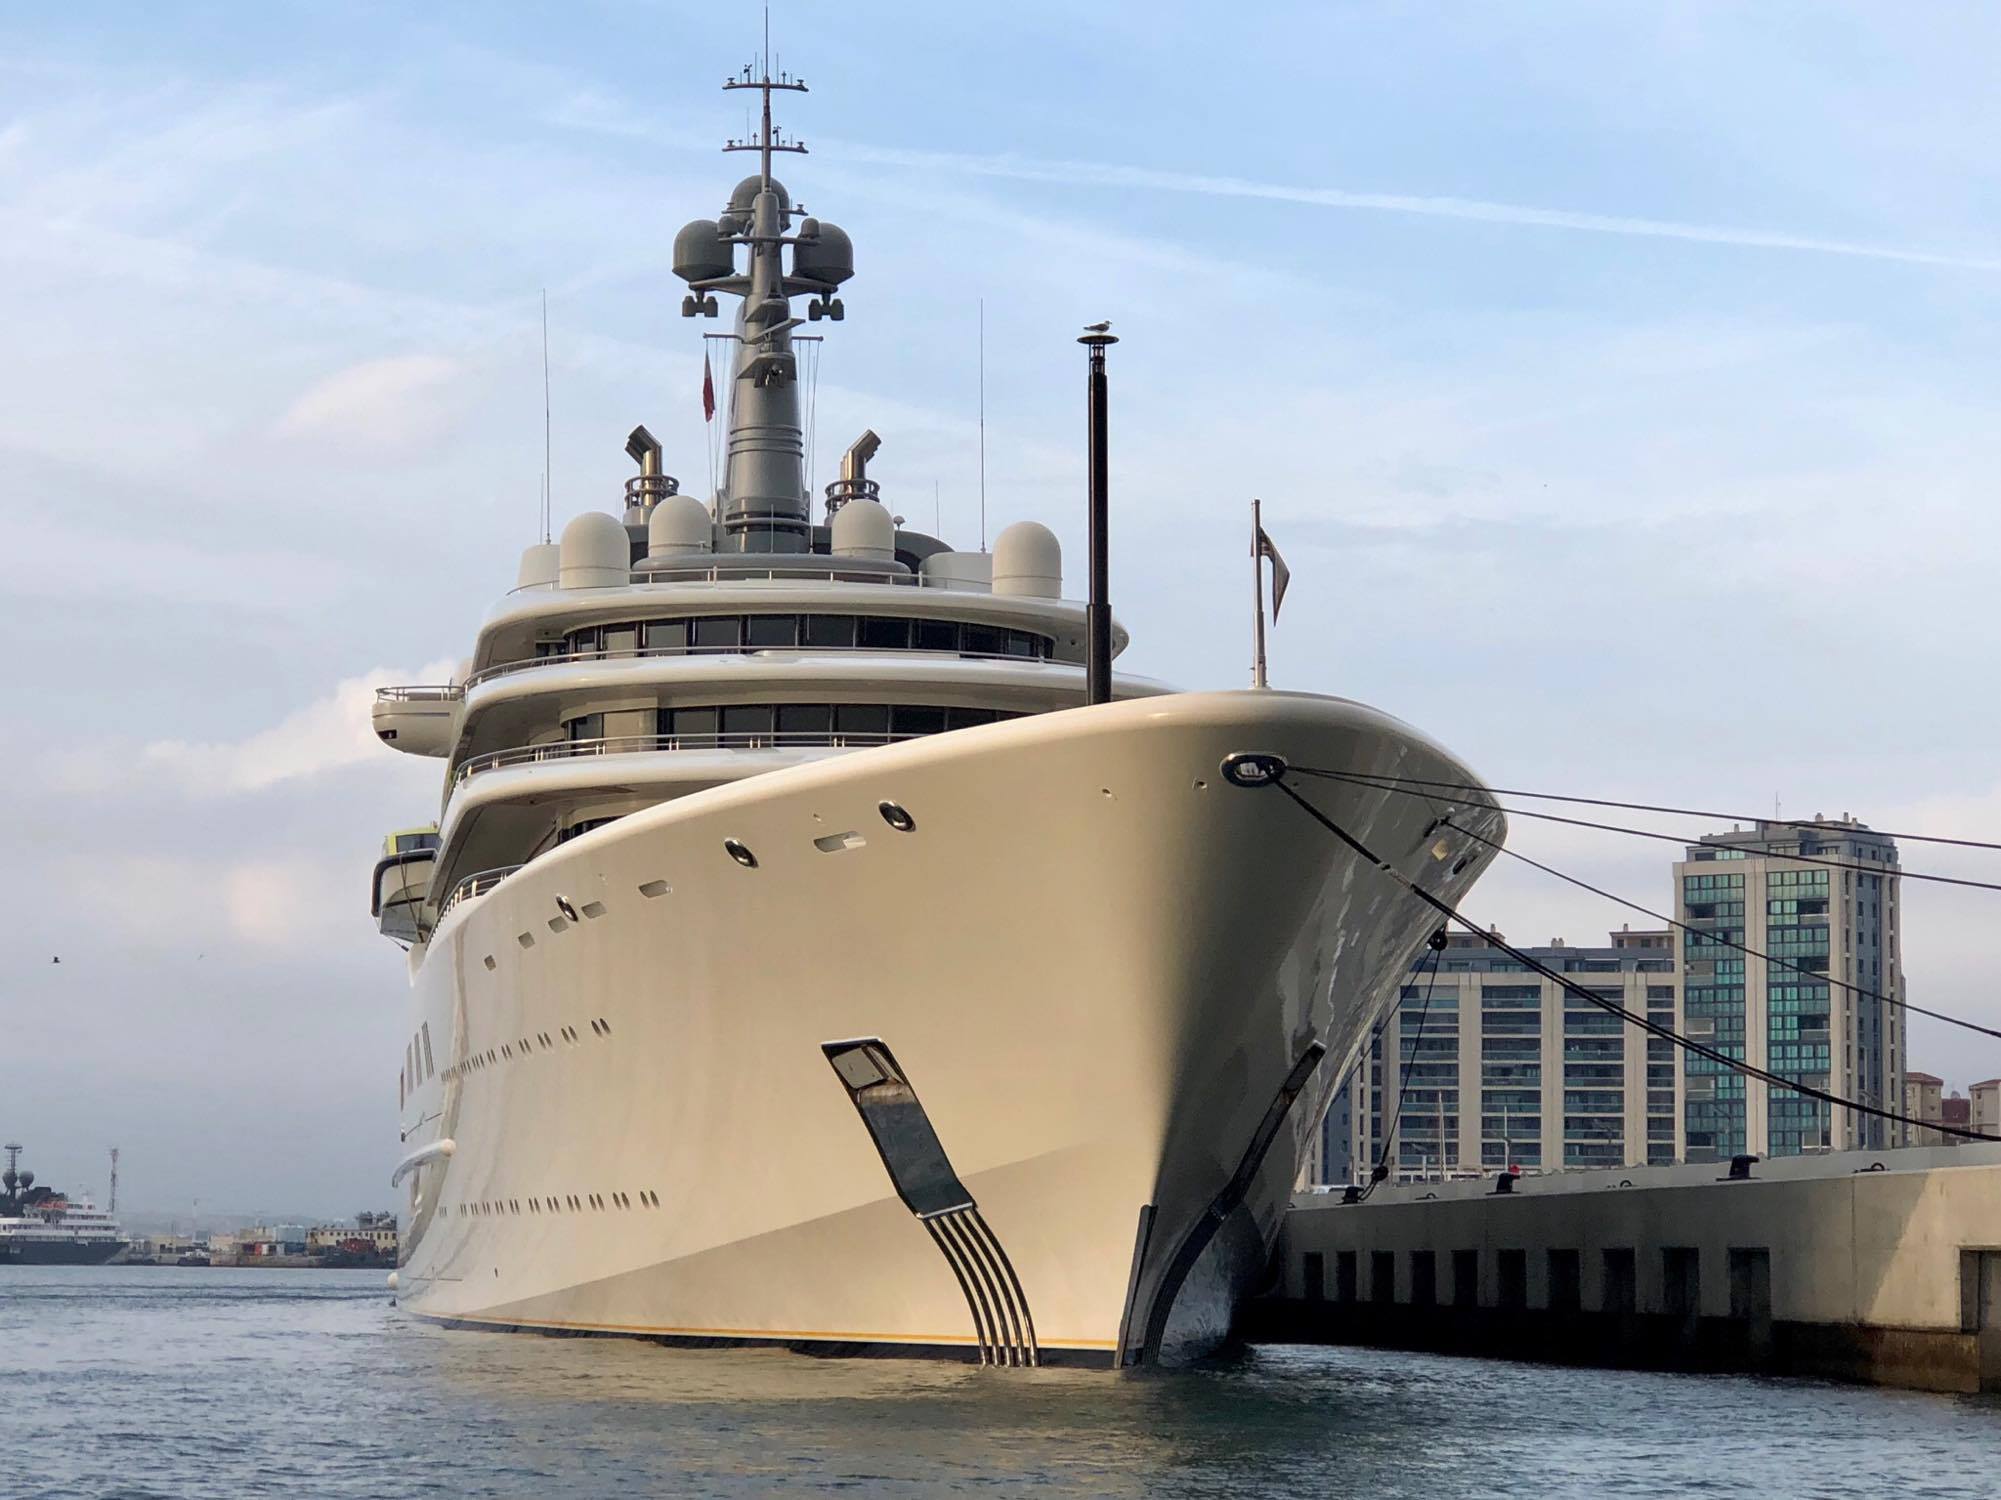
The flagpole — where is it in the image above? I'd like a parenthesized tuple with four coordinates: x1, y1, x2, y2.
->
(1252, 496, 1268, 689)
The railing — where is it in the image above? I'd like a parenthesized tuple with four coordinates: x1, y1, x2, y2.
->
(509, 564, 931, 597)
(439, 864, 526, 918)
(453, 731, 915, 789)
(463, 642, 1059, 690)
(376, 685, 465, 704)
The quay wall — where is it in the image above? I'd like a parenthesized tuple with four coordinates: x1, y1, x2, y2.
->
(1247, 1146, 2001, 1392)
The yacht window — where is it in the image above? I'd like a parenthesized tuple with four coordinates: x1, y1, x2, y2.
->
(858, 616, 911, 650)
(946, 706, 998, 729)
(566, 626, 602, 657)
(1004, 630, 1039, 658)
(665, 706, 719, 740)
(835, 704, 891, 737)
(645, 619, 688, 651)
(962, 624, 1006, 656)
(890, 704, 947, 736)
(567, 713, 604, 742)
(745, 615, 799, 648)
(603, 625, 639, 656)
(558, 816, 621, 844)
(692, 617, 743, 650)
(912, 619, 958, 652)
(776, 703, 834, 736)
(720, 704, 775, 741)
(803, 615, 856, 648)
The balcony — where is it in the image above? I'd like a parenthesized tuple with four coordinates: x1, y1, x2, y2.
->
(373, 685, 464, 757)
(452, 730, 917, 790)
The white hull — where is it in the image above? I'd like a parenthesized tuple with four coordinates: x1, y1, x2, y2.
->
(394, 689, 1499, 1363)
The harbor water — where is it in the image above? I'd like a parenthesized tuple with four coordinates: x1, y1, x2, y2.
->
(3, 1267, 1998, 1498)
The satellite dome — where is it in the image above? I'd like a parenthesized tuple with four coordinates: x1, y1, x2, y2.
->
(993, 521, 1062, 598)
(792, 219, 854, 288)
(728, 175, 790, 215)
(558, 511, 630, 589)
(673, 219, 733, 284)
(831, 497, 895, 562)
(646, 494, 714, 559)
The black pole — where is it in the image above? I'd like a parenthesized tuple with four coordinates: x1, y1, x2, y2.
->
(1079, 326, 1118, 705)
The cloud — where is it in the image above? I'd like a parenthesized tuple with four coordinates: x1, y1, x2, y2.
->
(141, 658, 458, 795)
(275, 354, 468, 455)
(826, 141, 2001, 276)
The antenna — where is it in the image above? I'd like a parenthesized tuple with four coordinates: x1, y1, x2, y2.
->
(978, 298, 987, 551)
(108, 1147, 118, 1215)
(540, 290, 552, 544)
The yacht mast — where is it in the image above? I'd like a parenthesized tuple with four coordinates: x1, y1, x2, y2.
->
(673, 48, 853, 554)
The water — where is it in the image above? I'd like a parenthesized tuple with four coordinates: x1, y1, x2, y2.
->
(4, 1268, 1998, 1498)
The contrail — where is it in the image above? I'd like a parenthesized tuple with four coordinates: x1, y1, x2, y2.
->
(830, 141, 2001, 275)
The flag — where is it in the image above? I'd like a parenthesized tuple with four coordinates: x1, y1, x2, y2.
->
(1257, 525, 1291, 620)
(701, 350, 716, 422)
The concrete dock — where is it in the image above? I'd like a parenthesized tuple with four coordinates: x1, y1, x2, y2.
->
(1247, 1145, 2001, 1392)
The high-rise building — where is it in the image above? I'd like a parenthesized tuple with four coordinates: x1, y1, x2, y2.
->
(1674, 817, 1903, 1159)
(1310, 928, 1682, 1184)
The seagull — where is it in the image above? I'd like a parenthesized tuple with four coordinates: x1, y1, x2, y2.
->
(1083, 320, 1112, 333)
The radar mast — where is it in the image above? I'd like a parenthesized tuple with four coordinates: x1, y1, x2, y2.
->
(671, 39, 854, 554)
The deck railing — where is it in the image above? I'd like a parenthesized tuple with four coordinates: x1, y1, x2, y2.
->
(451, 731, 914, 789)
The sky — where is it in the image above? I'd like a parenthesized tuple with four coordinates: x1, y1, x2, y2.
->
(4, 2, 2001, 1217)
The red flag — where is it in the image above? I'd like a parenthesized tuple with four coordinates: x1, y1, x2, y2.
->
(701, 350, 715, 422)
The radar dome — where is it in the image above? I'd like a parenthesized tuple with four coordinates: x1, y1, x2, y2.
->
(558, 511, 630, 589)
(673, 219, 733, 284)
(831, 497, 895, 562)
(728, 175, 790, 216)
(515, 542, 560, 592)
(791, 219, 854, 288)
(646, 494, 713, 559)
(992, 522, 1062, 598)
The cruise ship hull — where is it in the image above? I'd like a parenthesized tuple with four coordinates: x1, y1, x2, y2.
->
(0, 1239, 125, 1266)
(394, 689, 1499, 1364)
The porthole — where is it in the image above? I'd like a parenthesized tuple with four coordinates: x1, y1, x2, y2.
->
(639, 880, 670, 898)
(724, 838, 758, 868)
(878, 801, 916, 833)
(581, 900, 606, 919)
(555, 895, 579, 923)
(483, 955, 497, 971)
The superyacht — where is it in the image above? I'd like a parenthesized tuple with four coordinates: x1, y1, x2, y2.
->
(372, 56, 1502, 1365)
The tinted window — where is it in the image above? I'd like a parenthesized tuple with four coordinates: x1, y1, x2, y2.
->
(962, 624, 1005, 655)
(692, 616, 743, 650)
(1003, 630, 1038, 658)
(666, 706, 718, 739)
(720, 704, 774, 739)
(858, 617, 910, 649)
(776, 703, 834, 736)
(802, 615, 856, 648)
(567, 713, 604, 741)
(946, 706, 997, 729)
(834, 704, 890, 737)
(745, 615, 799, 648)
(912, 619, 958, 651)
(645, 619, 688, 650)
(890, 705, 947, 736)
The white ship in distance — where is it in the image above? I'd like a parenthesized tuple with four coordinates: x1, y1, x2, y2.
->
(372, 53, 1503, 1366)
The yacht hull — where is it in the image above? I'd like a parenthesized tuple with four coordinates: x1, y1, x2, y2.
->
(393, 689, 1499, 1364)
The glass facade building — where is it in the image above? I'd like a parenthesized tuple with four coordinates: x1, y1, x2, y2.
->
(1673, 818, 1903, 1159)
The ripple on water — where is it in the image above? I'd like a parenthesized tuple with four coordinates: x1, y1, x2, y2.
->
(2, 1268, 1998, 1498)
